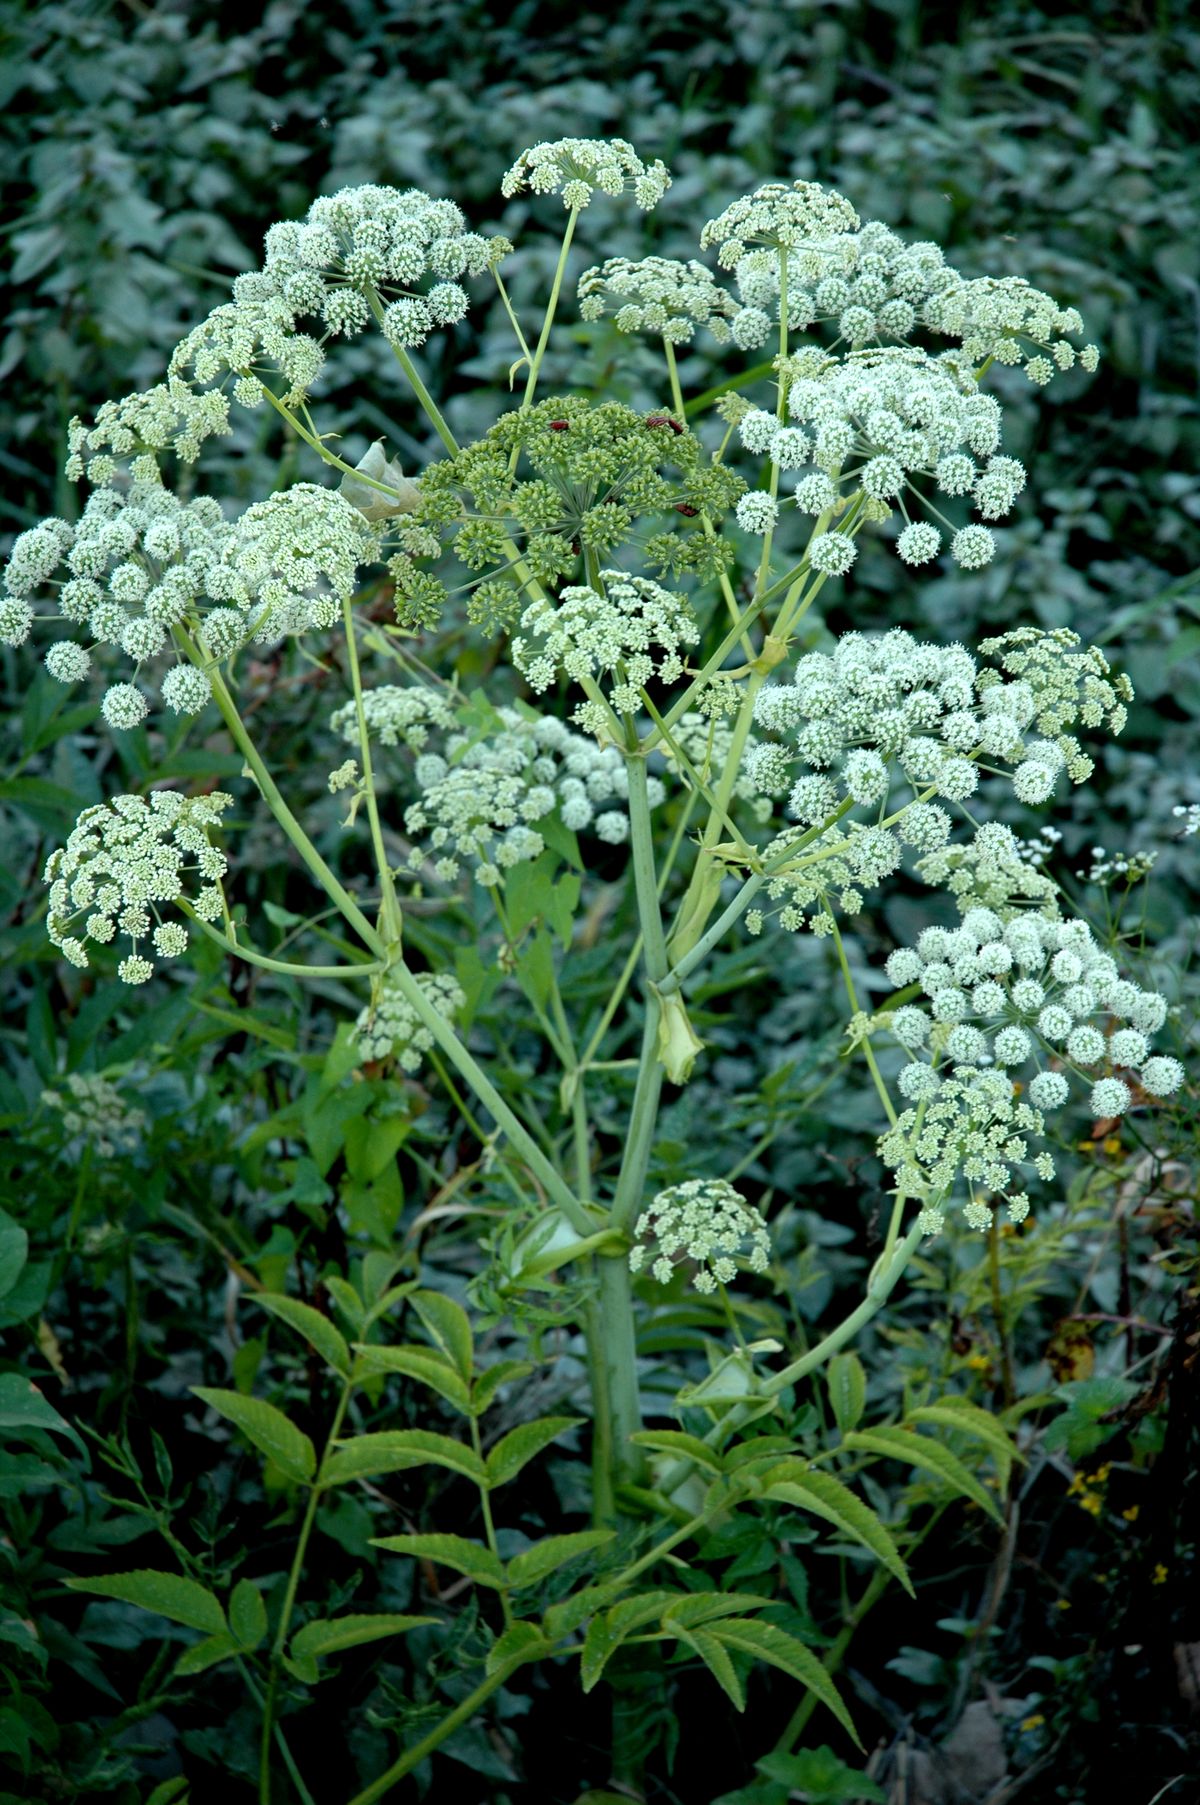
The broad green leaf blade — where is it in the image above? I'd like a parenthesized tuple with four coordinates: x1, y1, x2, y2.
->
(411, 1290, 473, 1383)
(827, 1353, 867, 1435)
(191, 1388, 315, 1485)
(253, 1295, 350, 1377)
(580, 1614, 617, 1693)
(507, 1531, 615, 1590)
(661, 1594, 774, 1630)
(290, 1613, 434, 1661)
(763, 1467, 912, 1595)
(843, 1427, 1003, 1524)
(65, 1571, 226, 1635)
(174, 1631, 238, 1676)
(228, 1579, 268, 1651)
(351, 1344, 471, 1413)
(709, 1619, 859, 1746)
(675, 1625, 745, 1712)
(0, 1213, 29, 1302)
(472, 1359, 535, 1415)
(0, 1371, 87, 1458)
(324, 1429, 485, 1487)
(323, 1277, 366, 1334)
(486, 1621, 549, 1675)
(906, 1401, 1017, 1484)
(486, 1416, 582, 1488)
(630, 1430, 724, 1474)
(370, 1533, 504, 1588)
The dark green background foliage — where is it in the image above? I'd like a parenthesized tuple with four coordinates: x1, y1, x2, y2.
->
(1, 3, 1198, 1802)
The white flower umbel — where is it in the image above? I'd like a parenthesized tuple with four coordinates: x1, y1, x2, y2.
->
(355, 970, 465, 1069)
(330, 683, 456, 751)
(629, 1178, 771, 1293)
(700, 180, 860, 269)
(41, 1072, 147, 1160)
(577, 256, 739, 345)
(44, 792, 233, 983)
(393, 704, 651, 885)
(501, 138, 671, 210)
(878, 909, 1176, 1232)
(513, 571, 699, 722)
(206, 484, 381, 642)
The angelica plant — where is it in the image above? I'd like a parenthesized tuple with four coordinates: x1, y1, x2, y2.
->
(7, 147, 1183, 1797)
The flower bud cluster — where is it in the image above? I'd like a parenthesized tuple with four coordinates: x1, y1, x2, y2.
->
(513, 572, 699, 723)
(330, 683, 456, 751)
(577, 256, 740, 345)
(44, 792, 232, 984)
(700, 180, 861, 268)
(410, 399, 744, 626)
(41, 1072, 147, 1159)
(355, 971, 465, 1069)
(202, 484, 381, 643)
(501, 138, 671, 210)
(878, 909, 1181, 1233)
(629, 1178, 771, 1293)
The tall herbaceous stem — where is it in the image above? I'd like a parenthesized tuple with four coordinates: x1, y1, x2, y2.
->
(750, 247, 790, 598)
(520, 204, 581, 411)
(341, 595, 402, 944)
(260, 1376, 354, 1804)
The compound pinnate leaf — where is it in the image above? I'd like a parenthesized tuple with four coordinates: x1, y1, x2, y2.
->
(191, 1388, 316, 1485)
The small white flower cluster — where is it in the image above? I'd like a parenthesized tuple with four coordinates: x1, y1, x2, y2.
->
(1173, 803, 1200, 838)
(751, 345, 1025, 569)
(355, 971, 465, 1069)
(878, 909, 1183, 1234)
(918, 822, 1060, 916)
(662, 710, 767, 809)
(576, 256, 740, 345)
(512, 571, 699, 725)
(330, 683, 456, 750)
(1076, 845, 1158, 887)
(41, 1072, 147, 1159)
(750, 626, 1126, 831)
(501, 138, 671, 211)
(700, 180, 861, 269)
(399, 706, 649, 885)
(203, 484, 381, 643)
(44, 792, 232, 984)
(722, 214, 1097, 383)
(0, 479, 234, 726)
(628, 1178, 771, 1293)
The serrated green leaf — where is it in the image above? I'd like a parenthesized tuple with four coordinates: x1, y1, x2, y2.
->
(65, 1570, 226, 1635)
(708, 1619, 859, 1745)
(630, 1430, 724, 1473)
(542, 1581, 627, 1643)
(370, 1533, 504, 1588)
(661, 1593, 773, 1629)
(507, 1531, 615, 1590)
(472, 1359, 535, 1414)
(486, 1415, 581, 1488)
(0, 1371, 87, 1457)
(192, 1388, 316, 1485)
(580, 1614, 617, 1693)
(411, 1289, 473, 1382)
(253, 1295, 351, 1377)
(842, 1427, 1003, 1524)
(324, 1429, 485, 1486)
(351, 1344, 471, 1412)
(323, 1276, 365, 1333)
(290, 1612, 434, 1661)
(907, 1401, 1017, 1484)
(827, 1353, 867, 1434)
(763, 1466, 912, 1595)
(675, 1625, 745, 1711)
(0, 1214, 28, 1302)
(228, 1579, 268, 1651)
(146, 1779, 190, 1805)
(174, 1631, 238, 1676)
(486, 1621, 549, 1674)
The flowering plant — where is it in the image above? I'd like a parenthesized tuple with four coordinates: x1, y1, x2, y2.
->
(6, 143, 1181, 1796)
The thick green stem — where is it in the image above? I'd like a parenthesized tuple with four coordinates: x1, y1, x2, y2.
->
(341, 594, 402, 943)
(343, 1655, 531, 1805)
(181, 906, 384, 980)
(384, 957, 592, 1236)
(520, 206, 580, 410)
(597, 1252, 645, 1493)
(187, 645, 386, 959)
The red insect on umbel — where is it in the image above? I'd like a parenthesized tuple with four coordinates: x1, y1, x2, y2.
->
(674, 504, 699, 517)
(549, 419, 570, 432)
(646, 414, 684, 434)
